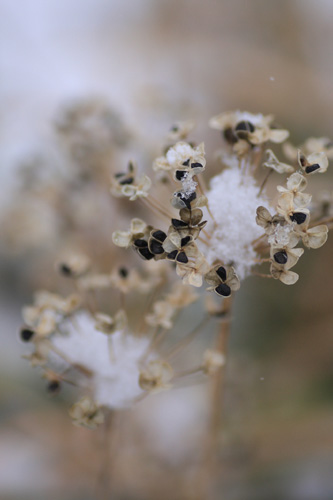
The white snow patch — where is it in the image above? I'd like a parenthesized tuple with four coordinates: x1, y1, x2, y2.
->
(204, 168, 268, 279)
(52, 312, 151, 408)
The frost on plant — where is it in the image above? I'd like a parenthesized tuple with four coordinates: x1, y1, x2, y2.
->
(20, 109, 331, 428)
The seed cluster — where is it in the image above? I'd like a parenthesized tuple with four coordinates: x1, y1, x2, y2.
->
(20, 110, 332, 428)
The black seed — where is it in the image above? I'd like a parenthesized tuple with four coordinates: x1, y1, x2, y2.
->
(59, 263, 72, 276)
(128, 162, 134, 173)
(190, 162, 203, 169)
(184, 192, 196, 208)
(119, 267, 128, 278)
(299, 155, 306, 167)
(215, 283, 231, 297)
(273, 250, 288, 265)
(149, 240, 164, 255)
(133, 239, 147, 248)
(223, 127, 238, 144)
(152, 230, 167, 242)
(176, 251, 188, 264)
(290, 212, 307, 225)
(167, 250, 178, 260)
(114, 172, 124, 178)
(138, 247, 155, 260)
(235, 120, 255, 133)
(305, 163, 320, 174)
(176, 190, 197, 208)
(170, 125, 179, 132)
(47, 380, 60, 393)
(216, 266, 227, 282)
(175, 170, 187, 181)
(119, 177, 134, 185)
(182, 159, 190, 166)
(181, 236, 191, 247)
(20, 328, 35, 342)
(172, 218, 188, 229)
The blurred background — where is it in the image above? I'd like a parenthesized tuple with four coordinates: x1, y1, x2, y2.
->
(1, 0, 333, 499)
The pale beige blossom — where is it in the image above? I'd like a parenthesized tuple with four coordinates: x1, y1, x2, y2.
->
(270, 263, 299, 285)
(112, 218, 149, 248)
(277, 173, 312, 208)
(203, 349, 225, 375)
(298, 150, 329, 175)
(57, 254, 91, 278)
(264, 149, 294, 174)
(139, 360, 173, 393)
(69, 397, 105, 429)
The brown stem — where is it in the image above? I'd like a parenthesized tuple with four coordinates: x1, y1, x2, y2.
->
(96, 410, 115, 500)
(200, 296, 233, 497)
(258, 168, 273, 196)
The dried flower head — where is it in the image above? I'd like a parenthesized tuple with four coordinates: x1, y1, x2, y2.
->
(139, 360, 173, 393)
(69, 397, 105, 429)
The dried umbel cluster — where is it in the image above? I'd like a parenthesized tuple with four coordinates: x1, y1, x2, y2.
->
(112, 111, 330, 290)
(1, 98, 130, 264)
(20, 254, 224, 428)
(20, 110, 332, 428)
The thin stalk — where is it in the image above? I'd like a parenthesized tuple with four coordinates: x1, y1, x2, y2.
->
(258, 169, 273, 196)
(201, 296, 233, 496)
(164, 316, 211, 360)
(139, 197, 170, 222)
(96, 410, 115, 500)
(173, 365, 204, 380)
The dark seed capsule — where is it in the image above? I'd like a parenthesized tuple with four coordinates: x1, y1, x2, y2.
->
(299, 155, 306, 167)
(133, 239, 148, 248)
(176, 251, 188, 264)
(20, 328, 35, 342)
(47, 380, 60, 394)
(235, 120, 255, 133)
(149, 239, 164, 255)
(182, 159, 190, 166)
(305, 163, 320, 174)
(190, 162, 203, 170)
(59, 263, 72, 276)
(138, 247, 155, 260)
(184, 192, 196, 209)
(167, 250, 178, 261)
(290, 212, 307, 225)
(172, 218, 188, 229)
(215, 283, 231, 297)
(181, 236, 191, 247)
(152, 230, 167, 242)
(176, 191, 197, 209)
(216, 266, 227, 282)
(170, 125, 179, 132)
(119, 177, 134, 185)
(223, 127, 238, 144)
(175, 170, 187, 181)
(119, 267, 128, 278)
(273, 250, 288, 265)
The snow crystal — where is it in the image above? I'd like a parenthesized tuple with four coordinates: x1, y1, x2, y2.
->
(181, 173, 197, 197)
(268, 223, 295, 247)
(204, 168, 268, 279)
(52, 312, 151, 408)
(166, 143, 193, 166)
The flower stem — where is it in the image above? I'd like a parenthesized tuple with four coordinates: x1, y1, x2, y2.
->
(96, 410, 115, 500)
(201, 296, 233, 496)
